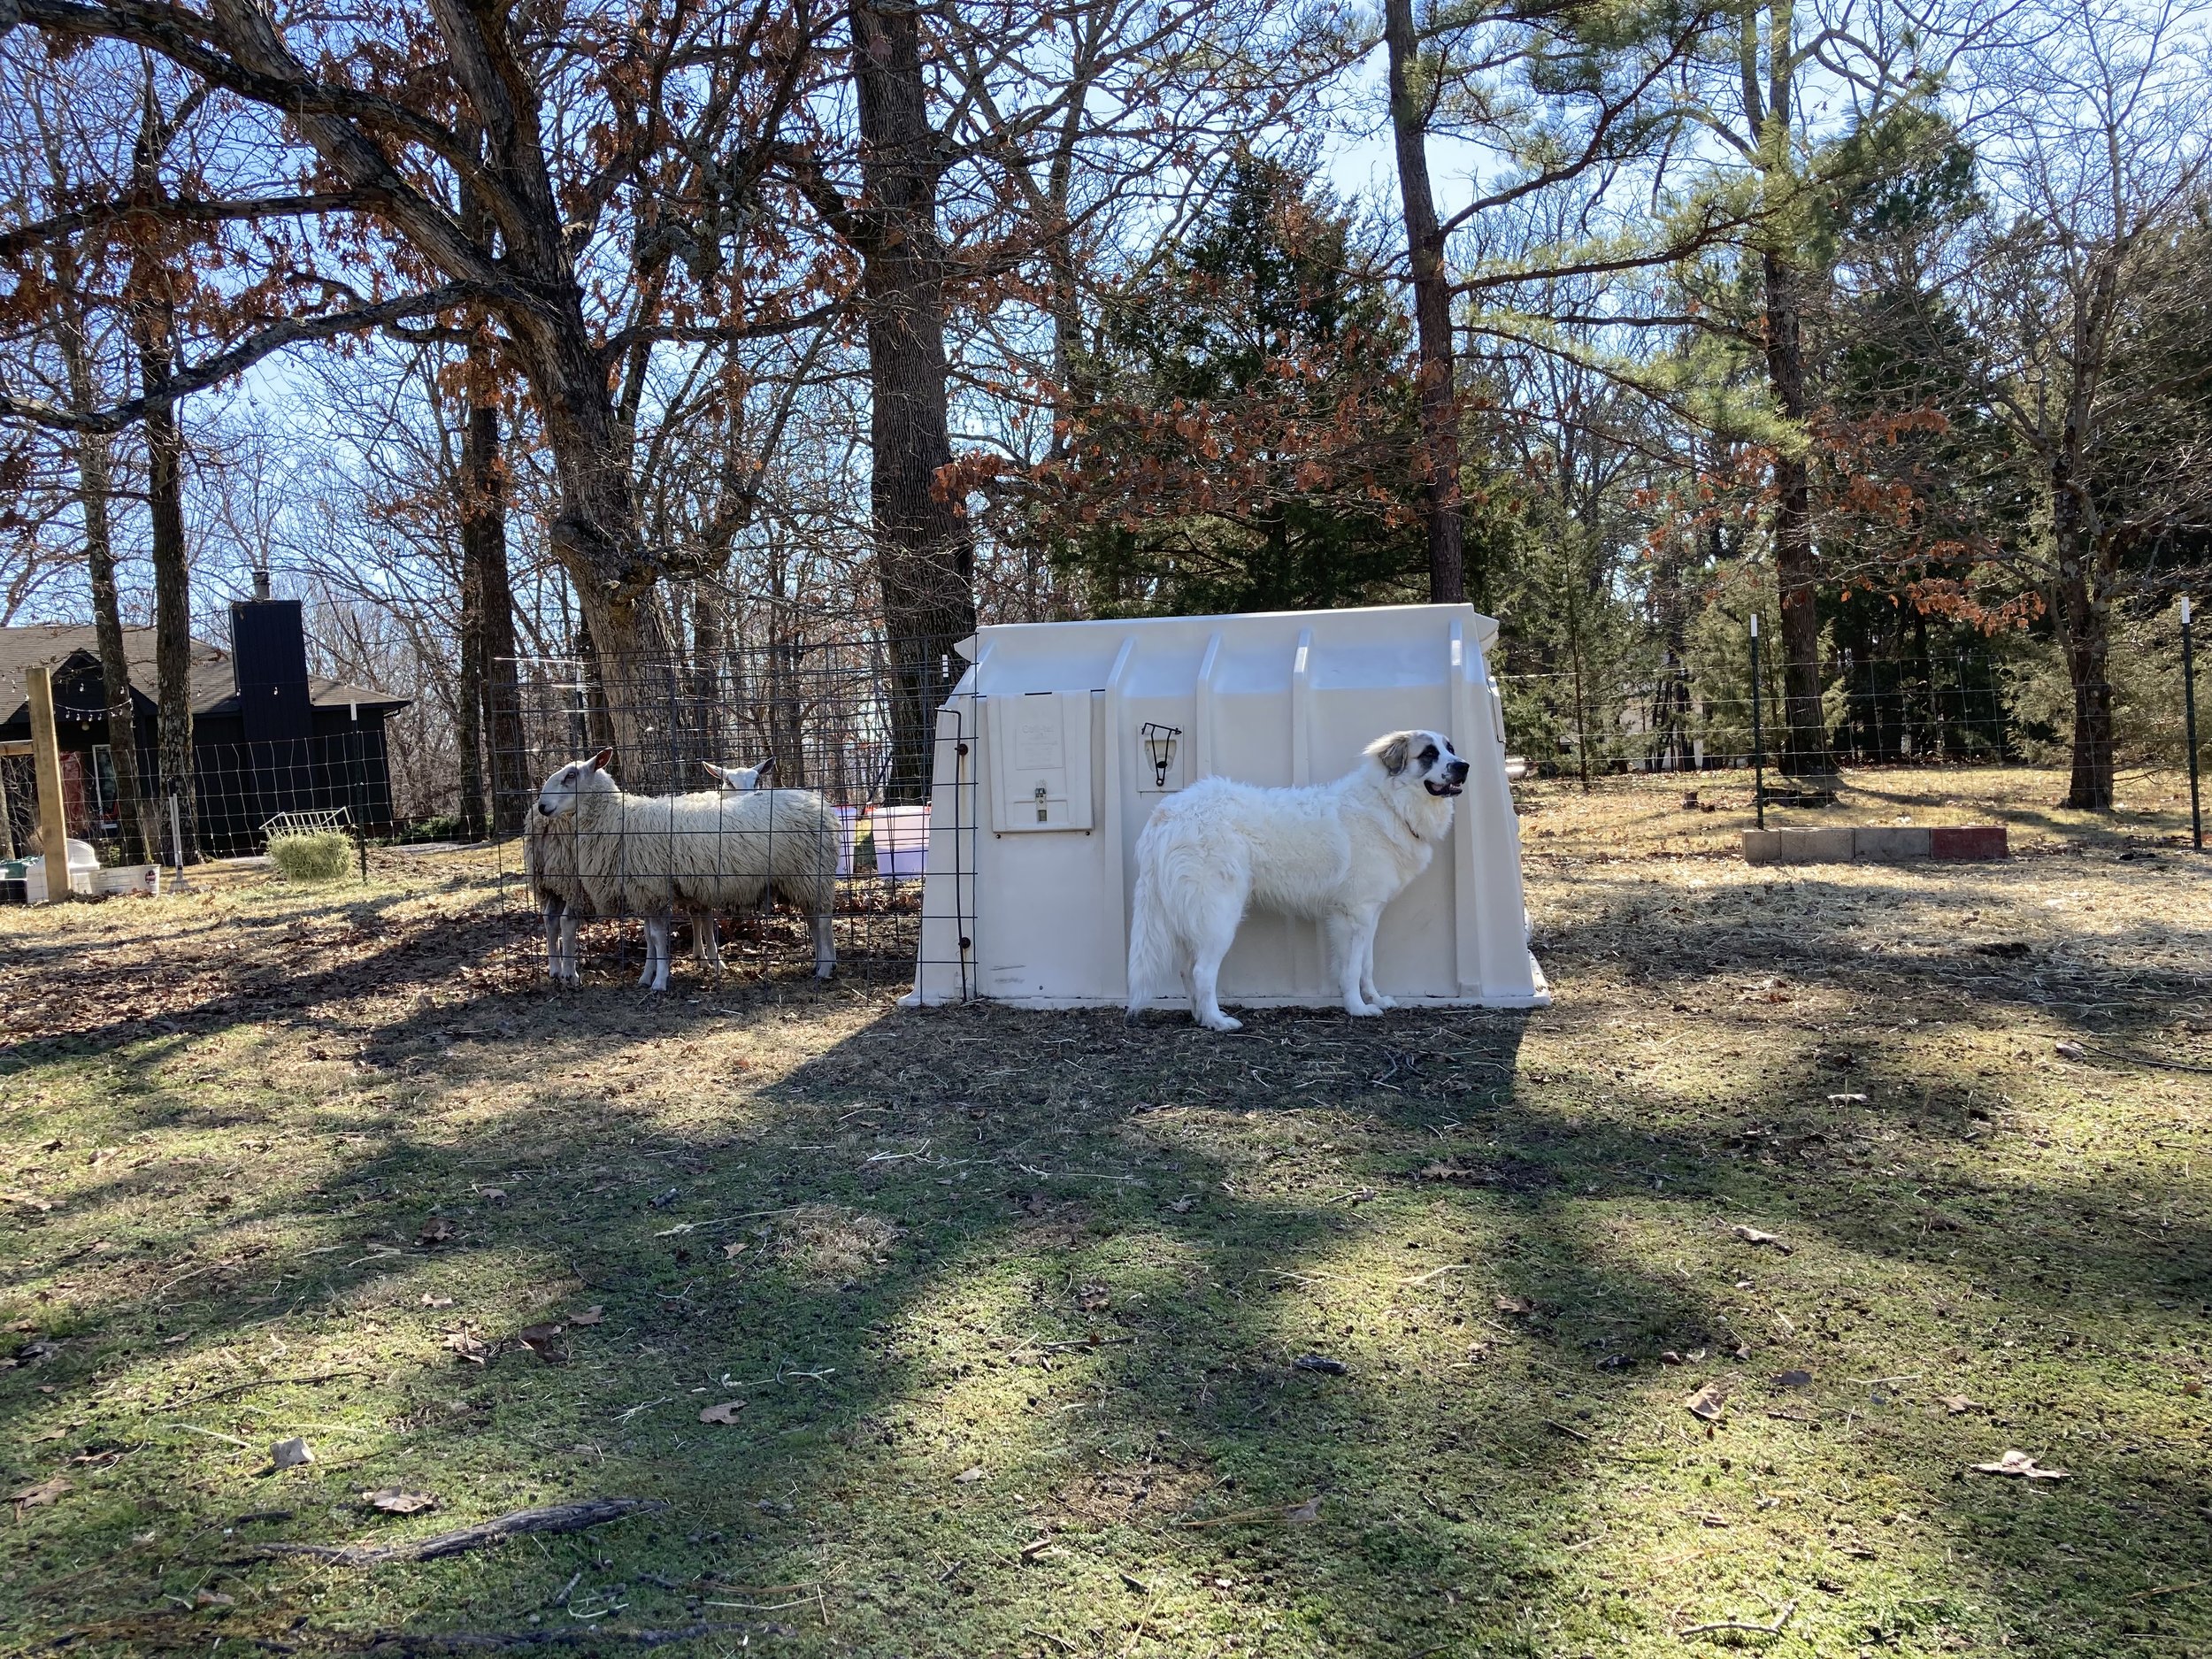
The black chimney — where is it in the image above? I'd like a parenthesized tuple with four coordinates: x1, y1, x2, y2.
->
(232, 587, 312, 746)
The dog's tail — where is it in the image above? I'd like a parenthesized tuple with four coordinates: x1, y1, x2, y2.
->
(1125, 856, 1175, 1022)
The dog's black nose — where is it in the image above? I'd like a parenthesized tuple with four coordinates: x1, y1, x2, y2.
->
(1448, 758, 1470, 782)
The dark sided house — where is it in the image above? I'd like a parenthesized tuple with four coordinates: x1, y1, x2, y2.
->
(0, 588, 409, 857)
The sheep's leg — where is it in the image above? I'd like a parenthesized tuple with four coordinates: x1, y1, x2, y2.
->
(557, 911, 580, 983)
(692, 910, 726, 970)
(540, 896, 565, 981)
(811, 900, 834, 980)
(642, 914, 672, 993)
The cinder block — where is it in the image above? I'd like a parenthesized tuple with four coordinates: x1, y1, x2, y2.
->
(1740, 827, 1857, 864)
(1854, 826, 1932, 861)
(1930, 825, 2008, 860)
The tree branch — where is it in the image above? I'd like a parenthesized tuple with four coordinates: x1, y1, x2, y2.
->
(0, 191, 365, 259)
(0, 282, 487, 433)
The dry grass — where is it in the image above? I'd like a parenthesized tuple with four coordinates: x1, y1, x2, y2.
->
(1517, 762, 2201, 859)
(1, 779, 2208, 1658)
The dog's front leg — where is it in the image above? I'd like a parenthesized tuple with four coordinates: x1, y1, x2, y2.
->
(1357, 911, 1394, 1010)
(1327, 913, 1383, 1017)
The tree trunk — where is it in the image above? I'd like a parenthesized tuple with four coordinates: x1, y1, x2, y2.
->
(851, 0, 979, 803)
(1761, 250, 1835, 797)
(1384, 0, 1466, 606)
(77, 429, 152, 863)
(2054, 478, 2114, 810)
(456, 534, 487, 839)
(130, 288, 195, 858)
(51, 271, 154, 864)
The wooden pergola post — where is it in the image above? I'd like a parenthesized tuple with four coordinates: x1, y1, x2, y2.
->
(26, 665, 75, 902)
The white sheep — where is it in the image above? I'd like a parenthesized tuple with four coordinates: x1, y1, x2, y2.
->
(526, 756, 772, 986)
(687, 764, 840, 980)
(534, 751, 836, 990)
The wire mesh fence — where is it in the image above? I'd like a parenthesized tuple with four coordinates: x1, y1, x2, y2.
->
(1501, 650, 2038, 779)
(0, 729, 393, 870)
(490, 636, 975, 991)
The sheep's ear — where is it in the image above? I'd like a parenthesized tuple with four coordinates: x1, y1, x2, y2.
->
(588, 747, 615, 772)
(754, 756, 774, 777)
(1370, 733, 1410, 776)
(702, 762, 727, 783)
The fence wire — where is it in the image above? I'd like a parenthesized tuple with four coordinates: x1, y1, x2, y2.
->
(491, 637, 974, 991)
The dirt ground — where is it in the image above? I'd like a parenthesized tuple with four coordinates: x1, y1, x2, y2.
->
(1, 766, 2208, 1658)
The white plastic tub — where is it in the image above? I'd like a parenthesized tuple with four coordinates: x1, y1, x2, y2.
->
(872, 805, 931, 879)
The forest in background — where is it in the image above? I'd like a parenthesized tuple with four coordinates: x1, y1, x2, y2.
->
(1, 0, 2208, 847)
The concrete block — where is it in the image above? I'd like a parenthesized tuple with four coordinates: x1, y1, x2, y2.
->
(1930, 825, 2008, 859)
(1854, 826, 1932, 861)
(1741, 827, 1857, 864)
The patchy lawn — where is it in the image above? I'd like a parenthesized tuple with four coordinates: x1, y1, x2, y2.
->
(2, 789, 2208, 1658)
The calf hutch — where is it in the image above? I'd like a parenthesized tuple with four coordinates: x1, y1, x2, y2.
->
(905, 603, 1548, 1012)
(0, 581, 408, 860)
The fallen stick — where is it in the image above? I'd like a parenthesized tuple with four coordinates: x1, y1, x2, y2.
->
(1678, 1597, 1799, 1640)
(171, 1370, 364, 1407)
(354, 1623, 763, 1652)
(251, 1498, 665, 1566)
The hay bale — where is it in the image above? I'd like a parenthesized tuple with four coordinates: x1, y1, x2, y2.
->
(266, 829, 354, 883)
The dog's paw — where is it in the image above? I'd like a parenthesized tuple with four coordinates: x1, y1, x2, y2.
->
(1368, 993, 1398, 1010)
(1200, 1012, 1244, 1033)
(1346, 1001, 1385, 1018)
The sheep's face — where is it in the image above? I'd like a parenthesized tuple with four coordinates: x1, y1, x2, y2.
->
(702, 757, 773, 793)
(535, 749, 616, 818)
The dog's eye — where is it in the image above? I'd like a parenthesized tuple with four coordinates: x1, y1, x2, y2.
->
(1418, 746, 1439, 765)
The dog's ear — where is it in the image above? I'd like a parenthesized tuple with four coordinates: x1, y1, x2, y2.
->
(1369, 733, 1411, 776)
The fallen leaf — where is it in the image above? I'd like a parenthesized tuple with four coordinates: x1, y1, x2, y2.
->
(649, 1187, 680, 1210)
(698, 1402, 746, 1425)
(1772, 1369, 1814, 1388)
(1972, 1448, 2069, 1479)
(1730, 1225, 1793, 1254)
(442, 1332, 494, 1365)
(0, 1190, 55, 1213)
(9, 1473, 70, 1509)
(419, 1217, 455, 1245)
(363, 1487, 438, 1515)
(1826, 1093, 1870, 1104)
(568, 1305, 604, 1326)
(1074, 1284, 1110, 1312)
(722, 1241, 747, 1259)
(1419, 1161, 1479, 1181)
(478, 1188, 507, 1202)
(1494, 1294, 1535, 1316)
(14, 1339, 64, 1364)
(1942, 1394, 1984, 1415)
(1167, 1195, 1197, 1214)
(2185, 1378, 2203, 1399)
(1685, 1381, 1731, 1422)
(516, 1324, 566, 1363)
(955, 1466, 985, 1483)
(2054, 1041, 2086, 1061)
(1293, 1354, 1349, 1375)
(194, 1591, 234, 1609)
(419, 1293, 454, 1309)
(1282, 1494, 1323, 1525)
(270, 1437, 313, 1470)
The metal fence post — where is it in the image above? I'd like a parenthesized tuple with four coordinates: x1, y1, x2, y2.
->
(1749, 614, 1765, 831)
(2185, 595, 2201, 852)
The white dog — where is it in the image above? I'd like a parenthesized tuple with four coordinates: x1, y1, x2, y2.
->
(1125, 730, 1470, 1030)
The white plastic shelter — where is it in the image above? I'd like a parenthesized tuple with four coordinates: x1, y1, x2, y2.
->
(902, 603, 1549, 1012)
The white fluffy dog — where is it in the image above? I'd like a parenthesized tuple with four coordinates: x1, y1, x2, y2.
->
(1125, 730, 1470, 1030)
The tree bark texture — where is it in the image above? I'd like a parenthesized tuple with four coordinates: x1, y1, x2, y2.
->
(2053, 465, 2114, 810)
(128, 273, 195, 856)
(1761, 250, 1835, 795)
(473, 389, 527, 836)
(850, 0, 979, 803)
(51, 266, 153, 863)
(1384, 0, 1466, 605)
